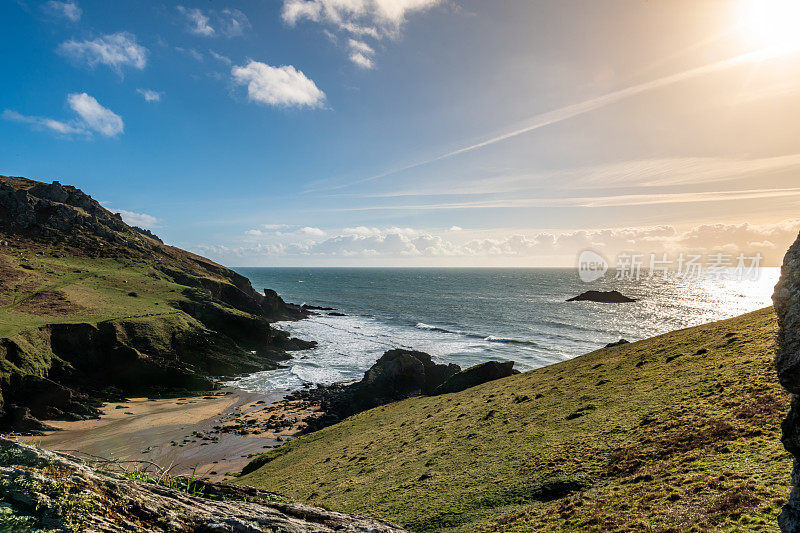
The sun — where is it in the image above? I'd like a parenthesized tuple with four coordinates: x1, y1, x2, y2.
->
(740, 0, 800, 54)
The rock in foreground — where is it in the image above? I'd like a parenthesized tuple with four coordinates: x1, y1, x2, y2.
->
(774, 231, 800, 532)
(567, 290, 637, 303)
(0, 437, 406, 532)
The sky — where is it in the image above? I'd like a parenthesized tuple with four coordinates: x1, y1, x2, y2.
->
(2, 0, 800, 267)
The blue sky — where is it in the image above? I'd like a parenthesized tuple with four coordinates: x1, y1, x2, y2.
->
(3, 0, 800, 266)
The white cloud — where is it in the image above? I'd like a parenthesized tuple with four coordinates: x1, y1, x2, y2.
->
(58, 32, 147, 73)
(175, 47, 203, 61)
(300, 226, 326, 236)
(348, 38, 375, 68)
(177, 6, 251, 37)
(217, 220, 800, 266)
(349, 52, 373, 69)
(136, 88, 162, 102)
(209, 50, 232, 65)
(231, 61, 326, 108)
(348, 38, 375, 54)
(245, 229, 263, 236)
(282, 1, 440, 68)
(262, 224, 291, 230)
(220, 8, 251, 37)
(281, 0, 441, 38)
(570, 155, 800, 189)
(45, 1, 81, 21)
(114, 209, 159, 229)
(2, 109, 86, 135)
(67, 93, 124, 136)
(4, 93, 123, 138)
(177, 6, 215, 36)
(449, 226, 462, 231)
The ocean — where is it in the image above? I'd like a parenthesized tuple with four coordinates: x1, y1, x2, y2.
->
(227, 267, 779, 392)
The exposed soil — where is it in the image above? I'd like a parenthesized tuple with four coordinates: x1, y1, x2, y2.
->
(15, 290, 83, 315)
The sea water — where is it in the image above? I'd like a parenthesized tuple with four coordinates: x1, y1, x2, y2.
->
(227, 267, 779, 392)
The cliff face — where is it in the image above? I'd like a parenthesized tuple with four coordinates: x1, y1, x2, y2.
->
(0, 175, 310, 432)
(775, 232, 800, 531)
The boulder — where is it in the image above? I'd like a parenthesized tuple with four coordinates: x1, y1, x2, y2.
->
(433, 360, 518, 395)
(353, 349, 461, 406)
(774, 231, 800, 531)
(566, 290, 637, 303)
(295, 349, 461, 431)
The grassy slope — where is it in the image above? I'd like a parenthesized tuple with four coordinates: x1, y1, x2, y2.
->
(0, 251, 188, 338)
(239, 307, 790, 532)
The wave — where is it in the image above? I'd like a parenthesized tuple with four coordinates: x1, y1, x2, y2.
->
(484, 335, 538, 346)
(415, 322, 454, 334)
(416, 322, 538, 346)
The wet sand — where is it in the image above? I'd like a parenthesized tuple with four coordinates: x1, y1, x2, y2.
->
(36, 388, 319, 483)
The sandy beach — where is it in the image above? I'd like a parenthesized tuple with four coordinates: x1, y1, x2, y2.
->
(34, 388, 320, 483)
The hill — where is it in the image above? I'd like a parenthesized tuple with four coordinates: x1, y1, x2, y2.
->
(0, 175, 309, 432)
(238, 307, 789, 532)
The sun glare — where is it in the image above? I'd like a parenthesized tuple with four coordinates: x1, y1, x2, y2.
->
(740, 0, 800, 54)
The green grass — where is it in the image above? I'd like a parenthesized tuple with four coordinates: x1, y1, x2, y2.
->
(238, 307, 790, 532)
(0, 251, 187, 338)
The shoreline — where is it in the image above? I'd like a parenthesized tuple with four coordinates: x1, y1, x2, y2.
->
(31, 387, 320, 483)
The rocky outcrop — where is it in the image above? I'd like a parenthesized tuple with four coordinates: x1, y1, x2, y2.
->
(567, 290, 637, 303)
(0, 437, 407, 532)
(0, 175, 311, 432)
(285, 351, 518, 432)
(775, 232, 800, 531)
(288, 349, 461, 431)
(433, 360, 518, 395)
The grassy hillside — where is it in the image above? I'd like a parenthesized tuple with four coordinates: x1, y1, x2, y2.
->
(239, 307, 790, 532)
(0, 175, 308, 430)
(0, 253, 185, 338)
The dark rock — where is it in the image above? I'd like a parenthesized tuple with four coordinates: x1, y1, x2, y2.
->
(295, 349, 461, 432)
(328, 312, 347, 316)
(5, 405, 58, 435)
(356, 349, 461, 401)
(566, 290, 637, 303)
(605, 339, 630, 348)
(302, 304, 336, 311)
(433, 360, 517, 395)
(775, 231, 800, 531)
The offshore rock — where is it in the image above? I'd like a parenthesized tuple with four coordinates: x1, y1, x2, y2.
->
(567, 290, 637, 303)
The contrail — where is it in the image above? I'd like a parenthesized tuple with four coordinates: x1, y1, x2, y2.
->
(310, 47, 779, 192)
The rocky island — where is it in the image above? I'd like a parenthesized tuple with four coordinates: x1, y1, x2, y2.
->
(566, 290, 637, 303)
